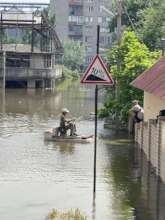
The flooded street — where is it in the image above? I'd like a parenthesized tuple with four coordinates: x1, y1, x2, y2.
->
(0, 82, 162, 220)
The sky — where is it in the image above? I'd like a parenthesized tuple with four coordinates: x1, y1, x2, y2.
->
(0, 0, 50, 3)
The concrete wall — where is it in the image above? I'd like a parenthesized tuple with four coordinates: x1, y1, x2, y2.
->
(144, 91, 165, 121)
(30, 54, 44, 69)
(135, 117, 165, 182)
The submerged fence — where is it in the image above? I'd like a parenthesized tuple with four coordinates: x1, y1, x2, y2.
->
(135, 117, 165, 183)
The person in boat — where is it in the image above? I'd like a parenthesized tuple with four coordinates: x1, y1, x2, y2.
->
(59, 108, 77, 136)
(128, 100, 144, 133)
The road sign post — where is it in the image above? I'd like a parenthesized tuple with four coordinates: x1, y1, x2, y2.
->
(81, 25, 114, 194)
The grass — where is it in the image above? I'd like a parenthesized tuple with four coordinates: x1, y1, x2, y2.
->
(46, 209, 87, 220)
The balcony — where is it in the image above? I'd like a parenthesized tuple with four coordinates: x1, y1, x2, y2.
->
(69, 0, 83, 6)
(69, 30, 83, 36)
(0, 67, 55, 80)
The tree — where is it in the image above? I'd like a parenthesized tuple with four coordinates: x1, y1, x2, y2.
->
(109, 0, 150, 33)
(63, 39, 85, 72)
(99, 31, 159, 121)
(137, 1, 165, 50)
(110, 0, 165, 51)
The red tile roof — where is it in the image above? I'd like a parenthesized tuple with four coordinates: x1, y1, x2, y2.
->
(131, 56, 165, 99)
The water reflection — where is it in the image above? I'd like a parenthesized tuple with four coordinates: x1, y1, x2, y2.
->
(0, 84, 95, 119)
(46, 142, 75, 155)
(133, 146, 165, 220)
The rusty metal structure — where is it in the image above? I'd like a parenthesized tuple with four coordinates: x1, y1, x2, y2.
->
(0, 6, 63, 88)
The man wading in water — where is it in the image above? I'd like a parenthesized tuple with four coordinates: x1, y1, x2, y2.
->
(59, 108, 77, 136)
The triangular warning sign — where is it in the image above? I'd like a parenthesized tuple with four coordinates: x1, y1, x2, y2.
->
(81, 54, 114, 85)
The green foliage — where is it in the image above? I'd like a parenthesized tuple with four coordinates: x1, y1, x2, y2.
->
(41, 7, 56, 26)
(63, 39, 85, 72)
(47, 209, 87, 220)
(110, 0, 165, 51)
(100, 31, 160, 121)
(137, 1, 165, 50)
(22, 30, 32, 44)
(109, 0, 150, 32)
(60, 65, 79, 79)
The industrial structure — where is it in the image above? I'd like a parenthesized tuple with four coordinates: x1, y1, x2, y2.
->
(0, 3, 63, 89)
(50, 0, 112, 65)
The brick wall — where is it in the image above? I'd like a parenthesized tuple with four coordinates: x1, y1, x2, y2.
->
(135, 117, 165, 182)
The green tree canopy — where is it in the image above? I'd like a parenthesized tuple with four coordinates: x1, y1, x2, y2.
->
(63, 39, 85, 72)
(100, 31, 159, 121)
(110, 0, 165, 51)
(137, 1, 165, 50)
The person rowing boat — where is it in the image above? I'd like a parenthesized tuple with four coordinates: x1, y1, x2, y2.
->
(44, 108, 93, 142)
(59, 108, 77, 136)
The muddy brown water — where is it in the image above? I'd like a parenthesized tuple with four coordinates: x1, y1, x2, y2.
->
(0, 82, 162, 220)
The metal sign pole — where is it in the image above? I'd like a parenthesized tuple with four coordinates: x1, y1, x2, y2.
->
(3, 51, 6, 90)
(93, 25, 100, 194)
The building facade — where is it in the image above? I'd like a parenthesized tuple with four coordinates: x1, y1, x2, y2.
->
(50, 0, 112, 65)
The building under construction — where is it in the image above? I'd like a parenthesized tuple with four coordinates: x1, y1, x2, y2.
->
(0, 8, 63, 88)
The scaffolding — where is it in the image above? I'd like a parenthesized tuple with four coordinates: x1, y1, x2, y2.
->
(0, 10, 63, 54)
(0, 9, 63, 88)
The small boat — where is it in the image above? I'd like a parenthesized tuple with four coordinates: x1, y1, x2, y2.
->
(44, 129, 93, 143)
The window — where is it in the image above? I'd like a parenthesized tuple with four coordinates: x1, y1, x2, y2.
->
(69, 5, 83, 16)
(6, 54, 30, 67)
(44, 55, 51, 68)
(68, 16, 84, 24)
(85, 25, 93, 31)
(88, 6, 94, 12)
(86, 0, 94, 3)
(98, 17, 103, 24)
(100, 27, 109, 33)
(85, 36, 92, 43)
(84, 16, 93, 23)
(69, 25, 82, 32)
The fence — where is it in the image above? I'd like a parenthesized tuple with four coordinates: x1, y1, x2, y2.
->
(135, 117, 165, 182)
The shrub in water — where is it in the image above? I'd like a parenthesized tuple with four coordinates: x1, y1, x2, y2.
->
(46, 208, 87, 220)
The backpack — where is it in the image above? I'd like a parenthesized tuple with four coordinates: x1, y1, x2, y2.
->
(134, 109, 144, 123)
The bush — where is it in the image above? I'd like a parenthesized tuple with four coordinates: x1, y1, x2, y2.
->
(46, 209, 87, 220)
(61, 65, 79, 79)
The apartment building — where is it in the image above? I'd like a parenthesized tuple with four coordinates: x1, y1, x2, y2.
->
(50, 0, 112, 65)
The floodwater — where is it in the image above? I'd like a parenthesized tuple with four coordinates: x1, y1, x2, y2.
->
(0, 81, 163, 220)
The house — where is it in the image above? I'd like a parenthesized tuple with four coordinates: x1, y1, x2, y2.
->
(131, 56, 165, 121)
(131, 56, 165, 183)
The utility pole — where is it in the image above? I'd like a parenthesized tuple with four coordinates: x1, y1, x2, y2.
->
(115, 0, 123, 127)
(116, 0, 122, 42)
